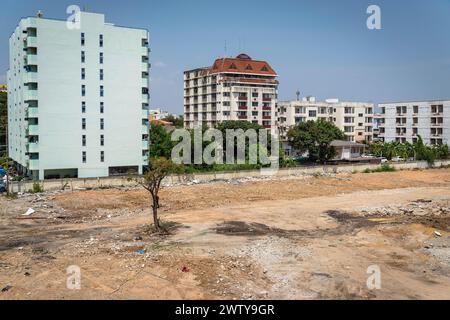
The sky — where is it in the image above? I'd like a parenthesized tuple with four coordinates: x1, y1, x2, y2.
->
(1, 0, 449, 115)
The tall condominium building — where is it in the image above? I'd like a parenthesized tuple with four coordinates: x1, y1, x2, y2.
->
(378, 100, 450, 145)
(183, 54, 278, 134)
(7, 12, 150, 180)
(277, 97, 374, 150)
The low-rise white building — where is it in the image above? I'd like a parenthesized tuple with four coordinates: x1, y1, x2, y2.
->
(7, 11, 150, 180)
(149, 108, 175, 121)
(378, 100, 450, 145)
(277, 97, 374, 155)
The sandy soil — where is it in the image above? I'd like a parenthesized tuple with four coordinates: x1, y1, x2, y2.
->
(1, 168, 450, 300)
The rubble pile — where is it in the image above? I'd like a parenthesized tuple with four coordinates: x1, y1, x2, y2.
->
(359, 199, 450, 217)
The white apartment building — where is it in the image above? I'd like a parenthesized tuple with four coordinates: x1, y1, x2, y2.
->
(7, 11, 150, 180)
(378, 100, 450, 145)
(277, 97, 374, 148)
(149, 108, 174, 121)
(184, 54, 278, 134)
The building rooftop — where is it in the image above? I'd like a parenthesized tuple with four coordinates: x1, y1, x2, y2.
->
(186, 54, 277, 77)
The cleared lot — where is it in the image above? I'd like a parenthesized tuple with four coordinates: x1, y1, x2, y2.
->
(1, 168, 450, 299)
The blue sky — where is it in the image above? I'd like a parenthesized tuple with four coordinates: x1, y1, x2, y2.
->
(1, 0, 449, 114)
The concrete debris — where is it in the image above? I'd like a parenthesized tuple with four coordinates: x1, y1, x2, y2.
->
(22, 208, 35, 216)
(359, 199, 450, 218)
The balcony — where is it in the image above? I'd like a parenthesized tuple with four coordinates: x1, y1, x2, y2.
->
(238, 96, 248, 101)
(27, 142, 39, 153)
(24, 89, 38, 101)
(26, 36, 37, 47)
(143, 155, 149, 163)
(142, 140, 149, 150)
(141, 47, 149, 56)
(142, 62, 148, 71)
(142, 125, 149, 134)
(238, 115, 247, 120)
(431, 122, 443, 127)
(28, 159, 39, 170)
(142, 93, 149, 102)
(27, 107, 38, 118)
(262, 107, 271, 111)
(431, 133, 443, 137)
(27, 124, 39, 136)
(24, 72, 38, 83)
(142, 77, 149, 88)
(141, 109, 149, 119)
(263, 116, 271, 120)
(26, 54, 38, 65)
(238, 106, 248, 110)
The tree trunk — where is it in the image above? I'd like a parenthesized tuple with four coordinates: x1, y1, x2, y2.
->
(152, 198, 160, 231)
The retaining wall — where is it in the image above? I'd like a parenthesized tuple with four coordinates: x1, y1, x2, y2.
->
(9, 159, 450, 193)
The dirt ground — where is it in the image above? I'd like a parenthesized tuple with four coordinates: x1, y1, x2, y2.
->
(1, 168, 450, 300)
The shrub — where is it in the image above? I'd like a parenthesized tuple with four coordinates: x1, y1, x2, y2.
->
(363, 164, 396, 173)
(28, 182, 44, 194)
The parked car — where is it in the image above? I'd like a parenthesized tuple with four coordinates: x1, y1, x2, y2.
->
(391, 156, 404, 162)
(380, 157, 388, 163)
(0, 181, 6, 193)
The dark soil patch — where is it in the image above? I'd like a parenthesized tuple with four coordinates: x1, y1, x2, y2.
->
(214, 211, 380, 239)
(404, 215, 450, 231)
(214, 221, 284, 236)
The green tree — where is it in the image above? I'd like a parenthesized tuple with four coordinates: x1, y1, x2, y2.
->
(133, 158, 180, 231)
(161, 115, 184, 128)
(216, 120, 271, 169)
(287, 120, 345, 162)
(149, 123, 173, 159)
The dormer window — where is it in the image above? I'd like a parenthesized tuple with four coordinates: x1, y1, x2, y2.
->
(261, 65, 269, 72)
(245, 64, 253, 70)
(229, 63, 237, 70)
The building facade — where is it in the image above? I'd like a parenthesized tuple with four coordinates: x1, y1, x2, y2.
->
(378, 100, 450, 145)
(7, 12, 150, 180)
(184, 54, 278, 134)
(277, 97, 374, 153)
(149, 108, 174, 121)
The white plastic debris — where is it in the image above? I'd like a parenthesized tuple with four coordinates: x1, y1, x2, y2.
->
(22, 208, 35, 216)
(434, 231, 442, 237)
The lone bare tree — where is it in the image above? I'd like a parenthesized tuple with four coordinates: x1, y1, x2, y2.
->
(134, 157, 178, 231)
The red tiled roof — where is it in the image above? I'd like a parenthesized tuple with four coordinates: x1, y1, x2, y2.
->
(203, 54, 277, 76)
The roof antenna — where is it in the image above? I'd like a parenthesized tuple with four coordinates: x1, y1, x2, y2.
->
(37, 10, 44, 18)
(296, 90, 301, 101)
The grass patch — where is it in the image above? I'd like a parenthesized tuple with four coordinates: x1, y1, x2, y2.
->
(363, 164, 396, 174)
(5, 192, 18, 200)
(27, 182, 44, 193)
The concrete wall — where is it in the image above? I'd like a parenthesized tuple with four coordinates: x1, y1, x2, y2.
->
(10, 159, 450, 193)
